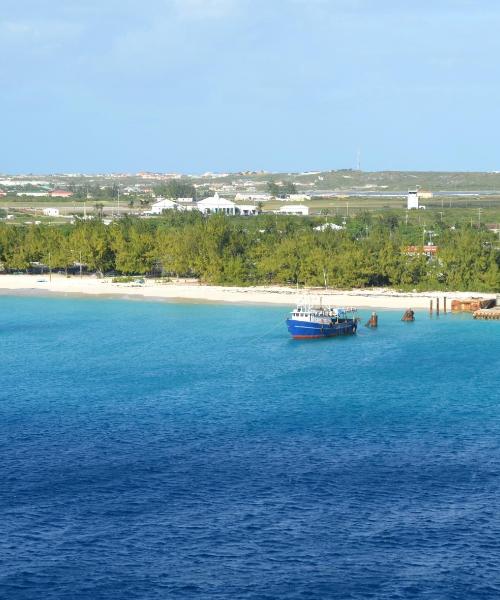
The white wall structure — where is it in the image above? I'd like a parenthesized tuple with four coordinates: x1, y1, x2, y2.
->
(42, 207, 60, 217)
(197, 193, 236, 215)
(150, 198, 180, 214)
(278, 205, 309, 216)
(407, 190, 419, 209)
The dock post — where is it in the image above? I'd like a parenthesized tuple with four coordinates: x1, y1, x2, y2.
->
(401, 308, 415, 322)
(430, 299, 433, 316)
(443, 297, 447, 314)
(436, 298, 440, 316)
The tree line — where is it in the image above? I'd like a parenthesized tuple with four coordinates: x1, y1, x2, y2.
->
(0, 212, 498, 291)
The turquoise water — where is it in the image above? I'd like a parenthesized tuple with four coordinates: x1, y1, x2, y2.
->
(1, 295, 500, 599)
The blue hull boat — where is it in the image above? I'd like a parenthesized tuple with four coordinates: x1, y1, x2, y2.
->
(286, 303, 358, 339)
(286, 318, 357, 339)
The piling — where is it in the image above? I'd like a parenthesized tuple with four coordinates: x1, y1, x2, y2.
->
(436, 298, 440, 316)
(401, 308, 415, 322)
(443, 297, 447, 313)
(429, 299, 433, 315)
(366, 312, 378, 328)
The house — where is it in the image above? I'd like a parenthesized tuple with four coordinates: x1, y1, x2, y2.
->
(287, 194, 311, 202)
(150, 198, 181, 214)
(50, 190, 73, 198)
(236, 204, 259, 216)
(278, 205, 309, 216)
(42, 207, 60, 217)
(197, 193, 237, 215)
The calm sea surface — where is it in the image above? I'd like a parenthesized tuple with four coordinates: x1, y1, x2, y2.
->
(1, 295, 500, 599)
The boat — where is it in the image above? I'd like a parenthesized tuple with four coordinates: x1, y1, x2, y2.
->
(286, 302, 358, 339)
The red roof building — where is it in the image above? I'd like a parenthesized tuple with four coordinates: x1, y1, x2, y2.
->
(49, 190, 73, 198)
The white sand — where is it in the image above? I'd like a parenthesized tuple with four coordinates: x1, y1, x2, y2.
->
(0, 274, 496, 309)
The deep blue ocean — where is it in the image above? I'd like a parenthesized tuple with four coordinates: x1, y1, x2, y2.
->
(1, 295, 500, 599)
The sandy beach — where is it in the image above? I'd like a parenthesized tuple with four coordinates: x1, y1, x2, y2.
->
(0, 274, 495, 309)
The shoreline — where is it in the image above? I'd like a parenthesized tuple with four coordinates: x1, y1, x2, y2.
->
(0, 274, 496, 309)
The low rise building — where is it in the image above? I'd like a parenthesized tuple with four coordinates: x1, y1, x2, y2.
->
(50, 190, 73, 198)
(235, 193, 271, 202)
(16, 191, 48, 197)
(150, 198, 180, 214)
(278, 205, 309, 216)
(197, 193, 237, 215)
(236, 205, 259, 216)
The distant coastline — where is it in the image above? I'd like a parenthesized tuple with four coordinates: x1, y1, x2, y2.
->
(0, 274, 496, 309)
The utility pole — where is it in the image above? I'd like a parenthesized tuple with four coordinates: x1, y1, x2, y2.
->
(48, 252, 52, 282)
(438, 211, 444, 222)
(478, 207, 482, 227)
(79, 250, 83, 279)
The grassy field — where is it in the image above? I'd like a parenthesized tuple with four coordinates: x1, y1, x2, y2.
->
(1, 186, 499, 229)
(263, 195, 500, 221)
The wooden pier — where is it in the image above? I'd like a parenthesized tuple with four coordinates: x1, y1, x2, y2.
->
(473, 307, 500, 320)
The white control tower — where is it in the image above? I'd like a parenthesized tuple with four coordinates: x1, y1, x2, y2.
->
(407, 189, 419, 210)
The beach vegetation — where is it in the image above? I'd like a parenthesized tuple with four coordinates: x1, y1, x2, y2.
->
(0, 213, 498, 291)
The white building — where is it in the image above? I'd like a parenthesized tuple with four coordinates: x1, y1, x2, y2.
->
(287, 194, 311, 202)
(234, 193, 271, 202)
(42, 207, 60, 217)
(16, 192, 48, 197)
(150, 198, 180, 214)
(236, 204, 259, 216)
(50, 190, 73, 198)
(407, 189, 419, 209)
(278, 205, 309, 216)
(197, 193, 237, 215)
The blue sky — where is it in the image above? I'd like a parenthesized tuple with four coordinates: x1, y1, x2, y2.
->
(1, 0, 499, 173)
